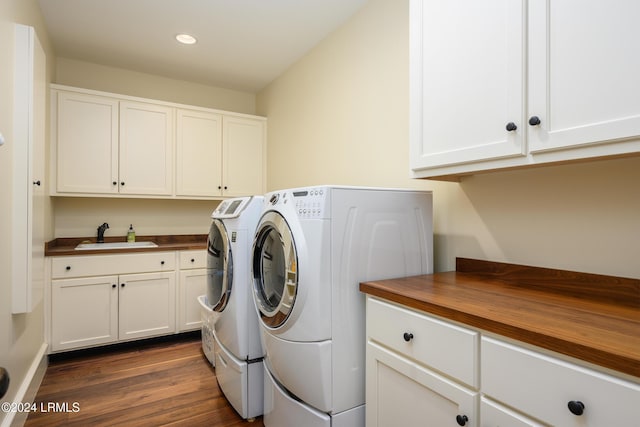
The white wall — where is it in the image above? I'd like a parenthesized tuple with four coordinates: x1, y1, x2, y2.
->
(0, 0, 55, 423)
(257, 0, 640, 278)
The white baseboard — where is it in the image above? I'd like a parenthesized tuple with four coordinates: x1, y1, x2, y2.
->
(1, 343, 48, 427)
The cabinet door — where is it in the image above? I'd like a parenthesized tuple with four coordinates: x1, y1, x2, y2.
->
(119, 101, 174, 195)
(528, 0, 640, 156)
(481, 397, 545, 427)
(12, 24, 46, 313)
(176, 109, 223, 197)
(51, 276, 119, 351)
(222, 116, 266, 197)
(366, 341, 477, 427)
(410, 0, 526, 173)
(118, 271, 176, 340)
(56, 91, 119, 194)
(178, 269, 207, 331)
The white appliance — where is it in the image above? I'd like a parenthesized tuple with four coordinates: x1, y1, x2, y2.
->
(251, 186, 433, 427)
(207, 196, 265, 420)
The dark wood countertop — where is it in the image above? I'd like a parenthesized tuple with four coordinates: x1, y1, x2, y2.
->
(360, 258, 640, 378)
(45, 234, 208, 256)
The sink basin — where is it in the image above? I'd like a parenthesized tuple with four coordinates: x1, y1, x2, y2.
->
(75, 241, 158, 250)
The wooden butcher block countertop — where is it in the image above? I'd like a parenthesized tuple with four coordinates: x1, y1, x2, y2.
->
(360, 258, 640, 378)
(45, 234, 208, 256)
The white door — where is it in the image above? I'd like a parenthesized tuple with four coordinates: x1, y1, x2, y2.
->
(410, 0, 526, 172)
(222, 116, 265, 197)
(56, 91, 119, 194)
(118, 271, 176, 340)
(119, 101, 174, 195)
(366, 341, 478, 427)
(178, 269, 207, 331)
(176, 109, 223, 197)
(527, 0, 640, 155)
(51, 276, 119, 351)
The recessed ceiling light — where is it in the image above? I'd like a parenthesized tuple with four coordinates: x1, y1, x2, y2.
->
(176, 34, 197, 45)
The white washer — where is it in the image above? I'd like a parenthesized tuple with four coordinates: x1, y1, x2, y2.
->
(251, 186, 433, 427)
(207, 196, 264, 420)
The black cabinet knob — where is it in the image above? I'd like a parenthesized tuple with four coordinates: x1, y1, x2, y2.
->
(529, 116, 541, 126)
(161, 261, 165, 265)
(218, 186, 222, 190)
(568, 401, 585, 416)
(66, 266, 71, 271)
(120, 182, 125, 186)
(506, 122, 517, 132)
(191, 258, 195, 263)
(403, 332, 414, 342)
(121, 283, 125, 287)
(33, 180, 41, 186)
(224, 186, 228, 190)
(112, 284, 116, 288)
(456, 414, 469, 426)
(112, 181, 117, 186)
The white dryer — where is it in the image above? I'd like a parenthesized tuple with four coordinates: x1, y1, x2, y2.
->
(207, 196, 264, 420)
(251, 186, 433, 427)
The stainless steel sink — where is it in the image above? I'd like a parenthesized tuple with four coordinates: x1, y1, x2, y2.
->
(75, 241, 158, 250)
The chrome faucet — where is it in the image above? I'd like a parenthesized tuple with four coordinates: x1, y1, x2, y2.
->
(97, 222, 109, 243)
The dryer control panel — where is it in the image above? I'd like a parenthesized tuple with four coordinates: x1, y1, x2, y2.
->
(266, 187, 330, 219)
(292, 187, 328, 219)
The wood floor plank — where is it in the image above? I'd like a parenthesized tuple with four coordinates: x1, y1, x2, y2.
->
(25, 333, 264, 427)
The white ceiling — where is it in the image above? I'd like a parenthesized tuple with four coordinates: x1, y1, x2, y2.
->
(38, 0, 368, 93)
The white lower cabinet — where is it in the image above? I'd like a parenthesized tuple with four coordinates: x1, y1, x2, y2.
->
(480, 397, 544, 427)
(118, 271, 175, 341)
(367, 341, 477, 427)
(481, 336, 640, 427)
(365, 296, 640, 427)
(49, 252, 177, 352)
(51, 275, 119, 351)
(177, 250, 207, 332)
(366, 297, 478, 426)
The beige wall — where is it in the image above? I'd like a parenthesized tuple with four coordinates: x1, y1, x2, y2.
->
(56, 58, 257, 114)
(257, 0, 640, 278)
(53, 198, 217, 239)
(0, 0, 55, 422)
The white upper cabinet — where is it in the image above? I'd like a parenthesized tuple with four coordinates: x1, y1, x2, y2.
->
(527, 0, 640, 155)
(410, 0, 640, 180)
(222, 115, 266, 197)
(119, 101, 174, 195)
(176, 109, 223, 197)
(55, 91, 119, 194)
(410, 0, 526, 171)
(51, 85, 266, 199)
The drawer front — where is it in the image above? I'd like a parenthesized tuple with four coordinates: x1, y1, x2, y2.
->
(51, 252, 176, 278)
(481, 336, 640, 426)
(178, 250, 206, 269)
(367, 297, 478, 388)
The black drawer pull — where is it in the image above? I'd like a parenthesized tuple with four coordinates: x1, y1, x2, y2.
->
(403, 332, 414, 342)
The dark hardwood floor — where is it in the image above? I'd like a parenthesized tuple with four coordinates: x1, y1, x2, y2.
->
(25, 333, 264, 426)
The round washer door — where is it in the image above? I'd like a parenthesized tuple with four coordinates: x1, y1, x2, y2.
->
(252, 211, 298, 328)
(206, 219, 233, 312)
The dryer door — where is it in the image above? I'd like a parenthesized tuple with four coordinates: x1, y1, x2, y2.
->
(207, 219, 233, 312)
(252, 211, 298, 328)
